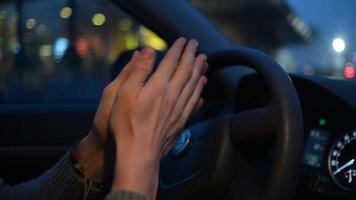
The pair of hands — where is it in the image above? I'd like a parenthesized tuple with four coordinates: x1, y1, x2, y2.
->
(76, 38, 208, 199)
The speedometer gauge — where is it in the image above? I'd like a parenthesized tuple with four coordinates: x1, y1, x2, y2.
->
(329, 131, 356, 191)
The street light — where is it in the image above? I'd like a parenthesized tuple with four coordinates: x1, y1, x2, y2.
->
(332, 38, 346, 53)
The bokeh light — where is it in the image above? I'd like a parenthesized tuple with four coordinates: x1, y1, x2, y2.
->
(344, 65, 355, 79)
(332, 38, 346, 53)
(139, 26, 167, 50)
(60, 7, 72, 19)
(92, 13, 106, 26)
(25, 18, 36, 29)
(119, 18, 132, 31)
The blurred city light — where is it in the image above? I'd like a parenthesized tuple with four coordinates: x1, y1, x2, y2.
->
(125, 34, 139, 49)
(60, 7, 72, 19)
(11, 43, 21, 54)
(286, 13, 312, 40)
(25, 18, 36, 29)
(139, 26, 167, 50)
(75, 38, 89, 57)
(54, 37, 69, 61)
(39, 45, 53, 57)
(92, 13, 106, 26)
(119, 18, 132, 31)
(344, 65, 355, 79)
(332, 38, 346, 53)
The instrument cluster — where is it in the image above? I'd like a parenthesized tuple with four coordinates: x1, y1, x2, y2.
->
(301, 118, 356, 198)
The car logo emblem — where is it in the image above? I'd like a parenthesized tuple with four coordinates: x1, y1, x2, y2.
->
(170, 129, 191, 157)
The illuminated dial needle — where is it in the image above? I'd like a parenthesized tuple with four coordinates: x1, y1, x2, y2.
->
(348, 170, 352, 183)
(334, 159, 355, 175)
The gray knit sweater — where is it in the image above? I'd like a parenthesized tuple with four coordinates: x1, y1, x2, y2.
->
(0, 151, 148, 200)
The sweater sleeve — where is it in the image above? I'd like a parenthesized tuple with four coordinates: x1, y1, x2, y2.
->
(105, 190, 148, 200)
(0, 150, 103, 200)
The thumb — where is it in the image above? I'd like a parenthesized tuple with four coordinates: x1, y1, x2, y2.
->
(128, 47, 156, 88)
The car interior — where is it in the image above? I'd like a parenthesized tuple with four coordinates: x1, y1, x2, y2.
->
(0, 0, 356, 200)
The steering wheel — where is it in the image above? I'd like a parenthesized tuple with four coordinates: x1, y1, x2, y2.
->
(158, 48, 304, 200)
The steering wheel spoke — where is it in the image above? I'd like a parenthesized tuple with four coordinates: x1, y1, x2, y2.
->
(230, 105, 276, 146)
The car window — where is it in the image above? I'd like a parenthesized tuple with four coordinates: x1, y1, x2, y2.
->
(191, 0, 356, 80)
(0, 0, 167, 103)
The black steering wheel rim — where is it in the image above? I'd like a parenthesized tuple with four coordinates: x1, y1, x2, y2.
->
(207, 47, 304, 200)
(159, 47, 304, 200)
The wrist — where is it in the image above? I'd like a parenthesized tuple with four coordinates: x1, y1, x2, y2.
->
(74, 132, 106, 182)
(111, 145, 160, 200)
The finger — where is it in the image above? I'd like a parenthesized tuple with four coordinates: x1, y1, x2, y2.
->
(180, 76, 207, 124)
(160, 138, 176, 159)
(160, 127, 181, 159)
(179, 39, 198, 67)
(101, 50, 140, 99)
(126, 47, 156, 88)
(171, 54, 206, 109)
(168, 39, 199, 98)
(163, 75, 206, 146)
(112, 50, 140, 87)
(203, 62, 209, 74)
(150, 37, 186, 84)
(160, 99, 204, 159)
(192, 98, 204, 114)
(161, 99, 203, 146)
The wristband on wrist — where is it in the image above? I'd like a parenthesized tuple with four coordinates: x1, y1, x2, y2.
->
(70, 140, 104, 197)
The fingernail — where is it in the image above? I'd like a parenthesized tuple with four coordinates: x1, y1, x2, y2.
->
(191, 39, 198, 47)
(130, 51, 140, 61)
(177, 37, 186, 43)
(132, 50, 140, 57)
(142, 47, 154, 58)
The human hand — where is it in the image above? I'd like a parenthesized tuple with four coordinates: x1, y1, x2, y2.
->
(74, 50, 142, 182)
(110, 38, 207, 199)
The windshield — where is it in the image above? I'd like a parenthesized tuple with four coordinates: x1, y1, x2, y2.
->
(192, 0, 356, 79)
(0, 0, 167, 103)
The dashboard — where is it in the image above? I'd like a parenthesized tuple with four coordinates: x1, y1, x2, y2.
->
(234, 73, 356, 200)
(300, 116, 356, 199)
(293, 75, 356, 200)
